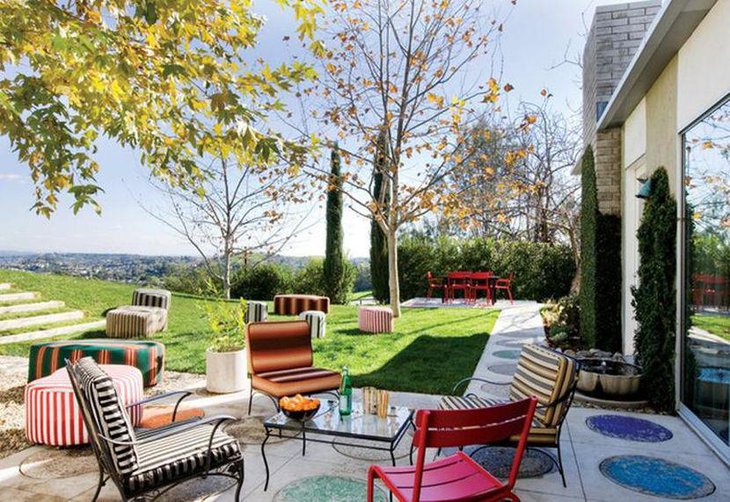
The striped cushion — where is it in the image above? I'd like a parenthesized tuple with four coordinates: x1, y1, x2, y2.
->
(28, 339, 165, 387)
(358, 306, 394, 333)
(73, 357, 138, 475)
(245, 301, 268, 323)
(299, 310, 326, 339)
(132, 289, 172, 311)
(125, 424, 241, 494)
(274, 294, 330, 315)
(509, 344, 577, 427)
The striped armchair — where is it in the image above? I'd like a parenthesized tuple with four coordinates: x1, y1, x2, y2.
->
(440, 344, 579, 487)
(66, 358, 244, 501)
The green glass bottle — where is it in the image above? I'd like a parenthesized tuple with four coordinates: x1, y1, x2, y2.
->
(339, 366, 352, 416)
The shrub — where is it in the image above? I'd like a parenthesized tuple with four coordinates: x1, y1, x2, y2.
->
(163, 264, 213, 295)
(324, 145, 347, 303)
(579, 145, 598, 348)
(631, 168, 677, 412)
(542, 295, 581, 350)
(370, 130, 390, 303)
(595, 214, 622, 352)
(397, 235, 575, 302)
(230, 263, 292, 301)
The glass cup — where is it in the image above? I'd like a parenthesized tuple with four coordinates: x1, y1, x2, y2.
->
(377, 390, 390, 418)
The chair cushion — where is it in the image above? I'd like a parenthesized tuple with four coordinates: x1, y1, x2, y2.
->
(125, 424, 241, 495)
(73, 357, 138, 475)
(252, 366, 341, 398)
(509, 345, 577, 428)
(438, 395, 558, 445)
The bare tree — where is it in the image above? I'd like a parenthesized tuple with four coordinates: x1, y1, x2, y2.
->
(300, 0, 514, 316)
(144, 157, 312, 299)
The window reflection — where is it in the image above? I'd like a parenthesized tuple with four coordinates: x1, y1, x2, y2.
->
(683, 96, 730, 449)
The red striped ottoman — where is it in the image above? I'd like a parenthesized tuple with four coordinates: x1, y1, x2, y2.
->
(25, 364, 143, 446)
(358, 306, 394, 333)
(274, 294, 330, 315)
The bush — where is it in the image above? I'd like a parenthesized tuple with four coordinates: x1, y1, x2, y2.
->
(353, 262, 372, 292)
(397, 235, 575, 302)
(595, 214, 622, 352)
(579, 145, 598, 348)
(163, 264, 213, 295)
(631, 168, 677, 412)
(542, 295, 581, 349)
(292, 258, 356, 302)
(230, 263, 292, 301)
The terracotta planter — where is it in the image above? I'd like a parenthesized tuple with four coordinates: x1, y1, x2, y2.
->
(206, 348, 247, 393)
(577, 359, 642, 398)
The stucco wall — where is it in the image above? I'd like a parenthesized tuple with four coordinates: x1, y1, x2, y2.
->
(623, 98, 647, 167)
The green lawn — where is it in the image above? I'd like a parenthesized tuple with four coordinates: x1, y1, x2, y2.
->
(0, 270, 498, 394)
(692, 313, 730, 341)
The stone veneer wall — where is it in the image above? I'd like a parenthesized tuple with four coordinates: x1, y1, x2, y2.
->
(582, 0, 661, 215)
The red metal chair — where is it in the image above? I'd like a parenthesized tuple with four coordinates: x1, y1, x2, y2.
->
(495, 272, 515, 304)
(367, 398, 538, 502)
(470, 271, 494, 304)
(446, 271, 472, 303)
(426, 272, 448, 302)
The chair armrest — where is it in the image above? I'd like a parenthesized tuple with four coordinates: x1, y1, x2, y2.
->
(97, 415, 236, 447)
(125, 390, 193, 422)
(451, 377, 507, 394)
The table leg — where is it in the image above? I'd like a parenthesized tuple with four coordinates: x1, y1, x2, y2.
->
(390, 444, 397, 467)
(302, 428, 307, 456)
(262, 428, 271, 491)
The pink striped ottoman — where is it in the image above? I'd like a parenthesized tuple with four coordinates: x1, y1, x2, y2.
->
(25, 364, 143, 447)
(358, 306, 394, 333)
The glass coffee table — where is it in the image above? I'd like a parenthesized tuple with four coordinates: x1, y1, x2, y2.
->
(261, 400, 414, 491)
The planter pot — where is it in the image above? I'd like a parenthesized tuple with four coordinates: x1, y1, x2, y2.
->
(577, 358, 642, 398)
(206, 348, 247, 393)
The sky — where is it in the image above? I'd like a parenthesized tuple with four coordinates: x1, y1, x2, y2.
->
(0, 0, 635, 258)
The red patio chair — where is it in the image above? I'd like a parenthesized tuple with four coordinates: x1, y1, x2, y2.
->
(446, 271, 472, 303)
(495, 272, 515, 304)
(426, 272, 448, 302)
(367, 398, 537, 502)
(470, 271, 494, 304)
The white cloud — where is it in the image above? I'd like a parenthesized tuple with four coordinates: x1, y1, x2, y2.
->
(0, 173, 24, 182)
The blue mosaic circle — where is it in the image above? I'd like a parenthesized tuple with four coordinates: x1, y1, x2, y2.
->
(467, 446, 553, 478)
(493, 349, 521, 360)
(586, 414, 673, 443)
(274, 475, 387, 501)
(600, 455, 715, 499)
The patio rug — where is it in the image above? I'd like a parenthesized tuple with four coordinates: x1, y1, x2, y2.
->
(443, 445, 554, 479)
(274, 475, 387, 502)
(19, 448, 97, 479)
(223, 415, 298, 446)
(586, 414, 673, 442)
(600, 455, 715, 499)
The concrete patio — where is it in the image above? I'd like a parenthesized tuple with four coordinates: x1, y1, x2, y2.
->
(1, 305, 728, 501)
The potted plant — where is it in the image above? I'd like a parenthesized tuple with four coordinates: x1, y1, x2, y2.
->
(203, 298, 248, 393)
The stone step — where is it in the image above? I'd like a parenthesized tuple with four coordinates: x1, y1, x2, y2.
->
(0, 283, 11, 290)
(0, 319, 106, 345)
(0, 300, 65, 315)
(0, 292, 38, 303)
(0, 310, 85, 331)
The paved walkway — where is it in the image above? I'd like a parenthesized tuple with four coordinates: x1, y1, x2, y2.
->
(1, 305, 729, 501)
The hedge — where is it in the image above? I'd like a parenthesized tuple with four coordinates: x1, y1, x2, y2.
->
(579, 145, 598, 348)
(397, 235, 575, 302)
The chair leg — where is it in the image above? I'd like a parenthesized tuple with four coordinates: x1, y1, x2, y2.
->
(234, 458, 245, 500)
(557, 442, 567, 488)
(367, 469, 376, 502)
(91, 469, 106, 502)
(507, 286, 514, 304)
(247, 386, 253, 415)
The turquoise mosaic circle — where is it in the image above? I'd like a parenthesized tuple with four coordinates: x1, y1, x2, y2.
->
(493, 350, 522, 360)
(599, 455, 715, 499)
(274, 475, 387, 502)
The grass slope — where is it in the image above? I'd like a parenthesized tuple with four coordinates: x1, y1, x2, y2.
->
(0, 270, 498, 394)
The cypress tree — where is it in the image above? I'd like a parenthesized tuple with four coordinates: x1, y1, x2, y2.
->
(323, 144, 347, 303)
(579, 145, 597, 348)
(371, 130, 390, 303)
(631, 167, 676, 412)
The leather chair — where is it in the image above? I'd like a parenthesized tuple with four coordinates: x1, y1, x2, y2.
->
(246, 320, 341, 414)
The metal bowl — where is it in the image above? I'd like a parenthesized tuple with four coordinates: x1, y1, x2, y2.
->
(281, 402, 320, 422)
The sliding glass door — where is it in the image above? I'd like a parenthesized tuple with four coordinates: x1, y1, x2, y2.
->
(682, 95, 730, 457)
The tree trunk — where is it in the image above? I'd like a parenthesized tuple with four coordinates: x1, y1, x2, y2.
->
(223, 248, 232, 300)
(387, 229, 401, 318)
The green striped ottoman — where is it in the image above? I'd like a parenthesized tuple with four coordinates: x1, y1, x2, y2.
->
(28, 339, 165, 387)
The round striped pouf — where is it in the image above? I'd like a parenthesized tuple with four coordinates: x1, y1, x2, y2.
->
(299, 310, 326, 339)
(245, 300, 268, 323)
(25, 364, 144, 447)
(358, 306, 394, 334)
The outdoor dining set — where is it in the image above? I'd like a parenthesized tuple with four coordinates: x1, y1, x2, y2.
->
(426, 271, 515, 304)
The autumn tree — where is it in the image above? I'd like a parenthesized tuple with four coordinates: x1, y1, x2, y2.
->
(307, 0, 513, 316)
(0, 0, 323, 215)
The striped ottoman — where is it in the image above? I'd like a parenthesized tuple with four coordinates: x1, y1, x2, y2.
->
(106, 305, 168, 338)
(358, 306, 394, 333)
(133, 288, 171, 329)
(28, 339, 165, 387)
(25, 364, 143, 446)
(245, 300, 268, 323)
(299, 310, 326, 339)
(274, 294, 330, 315)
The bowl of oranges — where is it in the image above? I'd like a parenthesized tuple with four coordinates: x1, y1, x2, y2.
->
(279, 394, 321, 421)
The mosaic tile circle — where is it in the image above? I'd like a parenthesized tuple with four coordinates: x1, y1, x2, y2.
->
(467, 446, 554, 479)
(274, 475, 387, 502)
(488, 363, 518, 376)
(331, 438, 411, 462)
(223, 415, 297, 445)
(586, 414, 673, 443)
(492, 349, 522, 360)
(496, 339, 537, 348)
(600, 455, 715, 499)
(20, 448, 97, 479)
